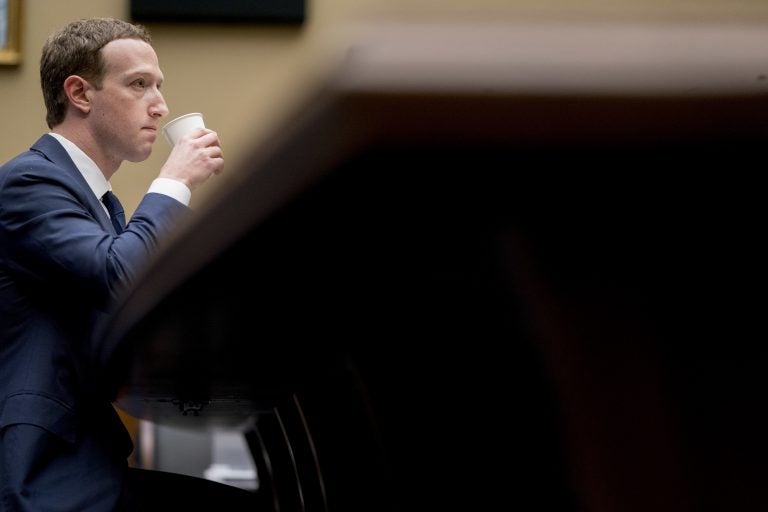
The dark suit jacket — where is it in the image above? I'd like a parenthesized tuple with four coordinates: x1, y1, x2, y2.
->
(0, 134, 188, 510)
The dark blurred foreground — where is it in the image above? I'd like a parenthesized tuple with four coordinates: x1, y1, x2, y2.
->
(105, 22, 768, 511)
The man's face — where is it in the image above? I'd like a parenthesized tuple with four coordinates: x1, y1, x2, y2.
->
(88, 38, 168, 167)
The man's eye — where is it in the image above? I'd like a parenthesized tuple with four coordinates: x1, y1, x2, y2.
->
(133, 79, 146, 88)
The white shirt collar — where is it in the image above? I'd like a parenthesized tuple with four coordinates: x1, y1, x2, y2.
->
(48, 132, 111, 200)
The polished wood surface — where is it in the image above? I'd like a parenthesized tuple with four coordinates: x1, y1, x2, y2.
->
(103, 22, 768, 511)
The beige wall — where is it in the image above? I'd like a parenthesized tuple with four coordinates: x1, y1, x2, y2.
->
(2, 0, 768, 213)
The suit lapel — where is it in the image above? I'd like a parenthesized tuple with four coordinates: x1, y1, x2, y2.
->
(30, 134, 115, 233)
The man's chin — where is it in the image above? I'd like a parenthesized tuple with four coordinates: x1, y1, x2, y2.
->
(127, 148, 153, 163)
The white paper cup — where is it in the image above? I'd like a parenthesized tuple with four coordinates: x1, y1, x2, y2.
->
(162, 113, 205, 146)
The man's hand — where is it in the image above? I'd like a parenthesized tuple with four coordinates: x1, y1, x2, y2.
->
(159, 127, 224, 191)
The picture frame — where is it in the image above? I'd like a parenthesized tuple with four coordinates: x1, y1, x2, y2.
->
(0, 0, 21, 65)
(130, 0, 305, 24)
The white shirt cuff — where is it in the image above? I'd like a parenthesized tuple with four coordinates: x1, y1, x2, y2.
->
(148, 178, 192, 206)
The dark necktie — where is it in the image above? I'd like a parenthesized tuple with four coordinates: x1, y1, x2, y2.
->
(102, 190, 126, 234)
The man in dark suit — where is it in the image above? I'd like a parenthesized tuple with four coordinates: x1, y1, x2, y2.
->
(0, 18, 252, 511)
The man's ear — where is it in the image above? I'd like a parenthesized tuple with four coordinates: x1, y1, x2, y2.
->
(63, 75, 93, 115)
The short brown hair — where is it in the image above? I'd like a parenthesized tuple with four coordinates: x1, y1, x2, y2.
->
(40, 18, 151, 128)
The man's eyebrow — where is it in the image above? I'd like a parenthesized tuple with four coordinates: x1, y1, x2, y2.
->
(124, 70, 164, 82)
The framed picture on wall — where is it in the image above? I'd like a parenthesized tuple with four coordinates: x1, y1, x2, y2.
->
(0, 0, 21, 65)
(130, 0, 305, 24)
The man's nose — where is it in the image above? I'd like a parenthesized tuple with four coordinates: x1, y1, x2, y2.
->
(150, 90, 169, 118)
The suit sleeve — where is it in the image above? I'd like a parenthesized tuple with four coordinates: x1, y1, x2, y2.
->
(0, 157, 188, 311)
